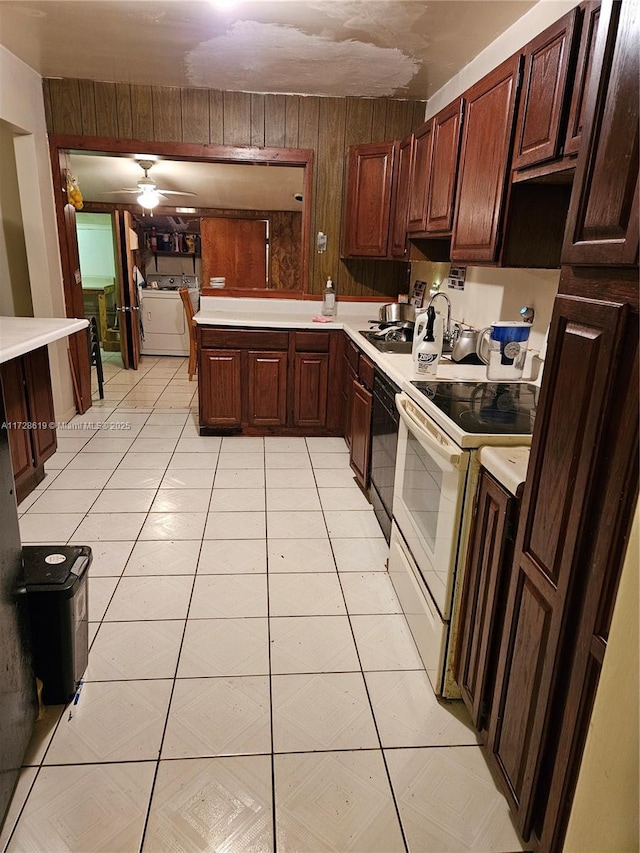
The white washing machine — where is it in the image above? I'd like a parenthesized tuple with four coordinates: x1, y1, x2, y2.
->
(140, 276, 199, 356)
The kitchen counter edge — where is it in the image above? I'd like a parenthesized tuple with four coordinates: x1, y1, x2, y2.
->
(0, 317, 89, 364)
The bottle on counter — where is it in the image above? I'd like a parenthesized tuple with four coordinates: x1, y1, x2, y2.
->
(321, 276, 336, 317)
(414, 306, 442, 376)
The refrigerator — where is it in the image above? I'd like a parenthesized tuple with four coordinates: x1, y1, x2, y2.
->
(0, 387, 37, 826)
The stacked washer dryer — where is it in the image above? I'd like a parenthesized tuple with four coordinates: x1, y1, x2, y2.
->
(140, 275, 199, 356)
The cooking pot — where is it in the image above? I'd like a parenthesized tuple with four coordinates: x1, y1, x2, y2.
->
(378, 303, 415, 324)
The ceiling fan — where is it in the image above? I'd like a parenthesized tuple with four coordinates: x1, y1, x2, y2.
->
(111, 160, 197, 210)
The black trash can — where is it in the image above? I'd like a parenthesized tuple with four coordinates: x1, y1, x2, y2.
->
(23, 545, 91, 705)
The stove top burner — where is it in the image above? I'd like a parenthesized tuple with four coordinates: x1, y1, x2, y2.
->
(411, 381, 539, 435)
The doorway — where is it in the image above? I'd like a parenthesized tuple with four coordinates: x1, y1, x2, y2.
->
(48, 135, 312, 412)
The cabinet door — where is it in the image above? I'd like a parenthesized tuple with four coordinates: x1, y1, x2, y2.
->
(562, 0, 639, 265)
(511, 8, 579, 170)
(246, 351, 288, 427)
(456, 471, 515, 733)
(389, 134, 412, 258)
(487, 295, 629, 837)
(23, 347, 57, 465)
(0, 358, 32, 487)
(343, 359, 356, 449)
(426, 100, 464, 234)
(293, 352, 329, 428)
(343, 142, 396, 258)
(406, 121, 433, 233)
(199, 349, 242, 428)
(564, 1, 602, 156)
(451, 54, 522, 263)
(349, 379, 372, 490)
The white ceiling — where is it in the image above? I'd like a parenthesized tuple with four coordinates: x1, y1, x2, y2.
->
(0, 0, 536, 100)
(70, 152, 305, 211)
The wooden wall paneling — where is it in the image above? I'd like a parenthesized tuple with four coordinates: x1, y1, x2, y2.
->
(223, 91, 252, 146)
(265, 94, 287, 148)
(48, 78, 82, 135)
(370, 100, 388, 142)
(270, 211, 302, 291)
(315, 98, 347, 293)
(152, 86, 182, 141)
(412, 99, 427, 128)
(209, 90, 224, 144)
(383, 99, 413, 140)
(297, 96, 320, 291)
(250, 94, 265, 147)
(78, 80, 97, 136)
(181, 87, 210, 144)
(130, 84, 154, 141)
(284, 96, 300, 149)
(42, 79, 53, 133)
(345, 98, 375, 146)
(94, 82, 118, 138)
(115, 83, 133, 139)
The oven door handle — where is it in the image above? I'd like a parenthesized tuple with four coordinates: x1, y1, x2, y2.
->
(396, 394, 463, 467)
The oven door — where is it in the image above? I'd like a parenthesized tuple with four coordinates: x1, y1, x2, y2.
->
(393, 393, 469, 618)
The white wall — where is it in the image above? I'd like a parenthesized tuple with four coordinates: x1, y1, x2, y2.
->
(0, 120, 33, 317)
(0, 45, 75, 423)
(410, 261, 559, 358)
(76, 212, 117, 281)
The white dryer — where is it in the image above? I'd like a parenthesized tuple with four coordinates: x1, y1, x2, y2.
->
(140, 276, 199, 356)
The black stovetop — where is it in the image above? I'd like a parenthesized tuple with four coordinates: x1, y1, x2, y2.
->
(411, 381, 540, 435)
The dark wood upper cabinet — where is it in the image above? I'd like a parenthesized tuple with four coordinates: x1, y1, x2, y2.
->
(450, 54, 522, 264)
(511, 8, 580, 171)
(406, 120, 433, 233)
(389, 133, 413, 258)
(343, 141, 396, 258)
(562, 0, 639, 266)
(425, 99, 464, 235)
(564, 1, 602, 156)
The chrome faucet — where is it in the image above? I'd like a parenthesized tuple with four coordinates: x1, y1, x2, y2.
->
(427, 291, 453, 352)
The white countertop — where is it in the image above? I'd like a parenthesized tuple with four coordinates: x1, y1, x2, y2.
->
(479, 446, 531, 496)
(0, 316, 89, 364)
(195, 296, 490, 390)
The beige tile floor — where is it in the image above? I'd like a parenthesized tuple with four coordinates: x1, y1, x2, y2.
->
(1, 355, 528, 853)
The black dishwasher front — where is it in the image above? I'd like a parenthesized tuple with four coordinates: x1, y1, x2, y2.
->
(369, 369, 400, 543)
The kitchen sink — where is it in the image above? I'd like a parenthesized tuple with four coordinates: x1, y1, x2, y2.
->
(359, 331, 413, 354)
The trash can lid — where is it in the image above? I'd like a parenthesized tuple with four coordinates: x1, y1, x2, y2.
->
(23, 545, 92, 588)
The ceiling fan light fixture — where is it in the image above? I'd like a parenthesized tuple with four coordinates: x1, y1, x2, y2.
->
(137, 187, 160, 210)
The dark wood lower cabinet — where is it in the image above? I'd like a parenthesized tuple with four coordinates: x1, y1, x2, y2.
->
(484, 285, 638, 850)
(197, 327, 341, 435)
(456, 470, 520, 734)
(0, 347, 57, 504)
(246, 351, 287, 427)
(349, 377, 372, 490)
(293, 352, 329, 428)
(199, 349, 242, 428)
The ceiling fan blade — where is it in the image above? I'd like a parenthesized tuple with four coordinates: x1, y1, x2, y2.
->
(155, 189, 197, 197)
